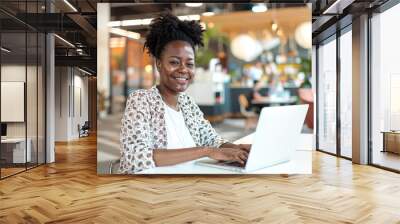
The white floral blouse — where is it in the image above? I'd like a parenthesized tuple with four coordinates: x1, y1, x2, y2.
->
(119, 86, 228, 173)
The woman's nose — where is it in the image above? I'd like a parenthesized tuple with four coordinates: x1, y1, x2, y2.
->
(178, 64, 188, 73)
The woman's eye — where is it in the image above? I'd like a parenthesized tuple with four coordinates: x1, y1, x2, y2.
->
(186, 63, 194, 68)
(170, 61, 179, 65)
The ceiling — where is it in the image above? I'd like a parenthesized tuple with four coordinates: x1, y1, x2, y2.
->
(0, 0, 97, 74)
(311, 0, 390, 44)
(109, 3, 310, 38)
(200, 7, 310, 37)
(0, 32, 46, 65)
(0, 0, 319, 75)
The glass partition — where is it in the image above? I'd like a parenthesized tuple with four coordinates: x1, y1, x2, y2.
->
(339, 28, 352, 158)
(1, 30, 28, 177)
(0, 0, 46, 179)
(317, 36, 337, 154)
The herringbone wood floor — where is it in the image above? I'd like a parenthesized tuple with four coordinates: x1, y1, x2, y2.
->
(1, 135, 400, 224)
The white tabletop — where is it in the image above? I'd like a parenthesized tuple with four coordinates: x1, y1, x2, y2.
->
(251, 96, 298, 105)
(137, 133, 313, 174)
(1, 137, 28, 143)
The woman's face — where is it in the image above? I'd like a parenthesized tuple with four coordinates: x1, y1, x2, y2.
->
(156, 40, 195, 93)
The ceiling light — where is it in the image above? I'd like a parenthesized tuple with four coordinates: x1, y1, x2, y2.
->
(121, 18, 152, 26)
(63, 0, 78, 12)
(272, 22, 278, 32)
(231, 34, 262, 62)
(199, 22, 206, 30)
(295, 22, 312, 49)
(121, 19, 142, 26)
(144, 64, 153, 73)
(109, 37, 126, 48)
(108, 21, 121, 27)
(54, 34, 75, 48)
(277, 29, 284, 36)
(252, 3, 268, 13)
(1, 47, 11, 53)
(323, 0, 341, 14)
(78, 67, 93, 76)
(178, 14, 200, 21)
(322, 0, 354, 15)
(109, 14, 201, 28)
(109, 28, 141, 40)
(202, 12, 215, 17)
(185, 3, 203, 7)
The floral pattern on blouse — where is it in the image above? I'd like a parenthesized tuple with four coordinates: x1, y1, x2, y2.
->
(119, 86, 228, 173)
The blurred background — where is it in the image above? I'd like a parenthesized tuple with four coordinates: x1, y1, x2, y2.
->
(97, 3, 313, 173)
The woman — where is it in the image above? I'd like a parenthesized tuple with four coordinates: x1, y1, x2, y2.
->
(120, 12, 250, 174)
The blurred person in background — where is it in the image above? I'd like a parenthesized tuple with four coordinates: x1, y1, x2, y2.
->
(248, 61, 264, 85)
(120, 12, 251, 173)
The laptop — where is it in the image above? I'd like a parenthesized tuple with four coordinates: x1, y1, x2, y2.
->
(195, 104, 309, 173)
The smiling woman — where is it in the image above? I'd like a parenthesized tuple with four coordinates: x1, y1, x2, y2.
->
(119, 12, 251, 174)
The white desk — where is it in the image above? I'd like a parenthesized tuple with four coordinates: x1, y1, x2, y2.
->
(1, 138, 31, 163)
(251, 96, 298, 106)
(137, 134, 313, 174)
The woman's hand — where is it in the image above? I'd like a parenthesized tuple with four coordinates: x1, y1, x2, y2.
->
(236, 144, 251, 153)
(208, 148, 249, 164)
(219, 142, 252, 153)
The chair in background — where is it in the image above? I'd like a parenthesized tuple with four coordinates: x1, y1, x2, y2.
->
(238, 94, 258, 131)
(78, 121, 90, 138)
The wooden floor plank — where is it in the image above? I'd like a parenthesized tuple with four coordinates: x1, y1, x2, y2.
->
(0, 135, 400, 223)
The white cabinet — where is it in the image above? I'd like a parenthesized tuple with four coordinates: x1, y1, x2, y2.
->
(1, 138, 32, 163)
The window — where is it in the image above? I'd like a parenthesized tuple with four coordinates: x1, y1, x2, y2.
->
(317, 37, 337, 154)
(339, 28, 352, 158)
(371, 3, 400, 171)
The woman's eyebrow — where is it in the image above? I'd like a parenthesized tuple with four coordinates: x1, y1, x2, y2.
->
(168, 56, 194, 60)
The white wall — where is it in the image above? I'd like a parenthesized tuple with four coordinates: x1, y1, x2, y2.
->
(55, 66, 69, 141)
(55, 67, 89, 141)
(72, 73, 89, 138)
(1, 65, 26, 144)
(97, 3, 110, 117)
(1, 64, 46, 163)
(1, 65, 29, 137)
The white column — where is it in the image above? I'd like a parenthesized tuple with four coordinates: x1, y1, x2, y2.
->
(312, 45, 317, 150)
(46, 33, 55, 163)
(352, 14, 369, 164)
(97, 3, 110, 118)
(54, 67, 73, 141)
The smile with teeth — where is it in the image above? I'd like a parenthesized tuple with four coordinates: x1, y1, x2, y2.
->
(173, 77, 189, 81)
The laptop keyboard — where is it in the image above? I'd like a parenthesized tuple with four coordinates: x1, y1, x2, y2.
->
(223, 161, 246, 168)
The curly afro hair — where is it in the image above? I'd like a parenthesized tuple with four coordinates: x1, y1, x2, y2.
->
(144, 11, 204, 59)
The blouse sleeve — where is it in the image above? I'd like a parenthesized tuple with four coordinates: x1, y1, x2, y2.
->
(119, 91, 156, 173)
(188, 96, 229, 148)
